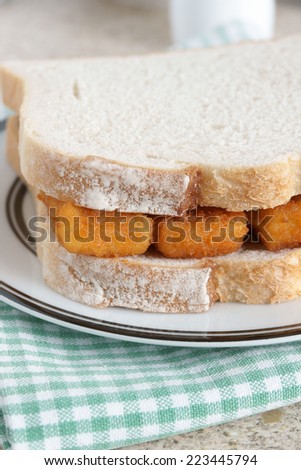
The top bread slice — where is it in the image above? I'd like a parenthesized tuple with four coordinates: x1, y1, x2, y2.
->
(2, 36, 301, 215)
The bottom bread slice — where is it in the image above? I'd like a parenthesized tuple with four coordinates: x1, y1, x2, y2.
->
(42, 241, 216, 313)
(39, 233, 301, 313)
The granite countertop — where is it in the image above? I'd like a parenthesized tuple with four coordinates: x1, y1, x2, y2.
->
(1, 0, 301, 450)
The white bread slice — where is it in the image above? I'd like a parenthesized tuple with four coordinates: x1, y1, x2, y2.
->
(42, 241, 215, 313)
(2, 36, 301, 215)
(41, 241, 301, 311)
(7, 116, 301, 312)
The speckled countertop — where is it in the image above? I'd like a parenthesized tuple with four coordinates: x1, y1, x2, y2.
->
(1, 0, 301, 450)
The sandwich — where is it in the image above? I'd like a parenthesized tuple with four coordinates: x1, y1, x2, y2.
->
(2, 35, 301, 313)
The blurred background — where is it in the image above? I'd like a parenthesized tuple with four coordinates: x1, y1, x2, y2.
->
(0, 0, 300, 60)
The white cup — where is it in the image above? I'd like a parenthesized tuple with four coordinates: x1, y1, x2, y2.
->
(169, 0, 275, 45)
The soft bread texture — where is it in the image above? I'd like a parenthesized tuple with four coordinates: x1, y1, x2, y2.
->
(2, 36, 301, 215)
(43, 242, 215, 313)
(214, 248, 301, 304)
(6, 114, 301, 312)
(42, 242, 301, 311)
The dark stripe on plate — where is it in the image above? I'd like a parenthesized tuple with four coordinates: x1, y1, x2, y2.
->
(5, 178, 36, 255)
(0, 120, 6, 132)
(3, 281, 301, 344)
(5, 278, 301, 336)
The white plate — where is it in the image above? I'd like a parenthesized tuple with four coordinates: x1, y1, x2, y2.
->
(1, 126, 301, 348)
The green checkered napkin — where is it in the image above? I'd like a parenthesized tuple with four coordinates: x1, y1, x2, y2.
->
(1, 302, 301, 450)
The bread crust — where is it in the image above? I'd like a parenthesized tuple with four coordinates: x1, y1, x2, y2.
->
(198, 163, 301, 212)
(6, 115, 21, 178)
(214, 248, 301, 304)
(6, 114, 301, 216)
(17, 131, 301, 213)
(17, 116, 301, 214)
(20, 132, 201, 216)
(43, 242, 215, 313)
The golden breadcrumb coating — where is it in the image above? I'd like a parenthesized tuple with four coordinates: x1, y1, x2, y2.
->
(249, 195, 301, 251)
(40, 193, 301, 258)
(39, 194, 152, 258)
(156, 207, 248, 259)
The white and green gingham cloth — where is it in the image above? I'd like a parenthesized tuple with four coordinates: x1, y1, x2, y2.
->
(1, 302, 301, 450)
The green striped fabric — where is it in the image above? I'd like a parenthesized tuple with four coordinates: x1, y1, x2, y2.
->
(1, 302, 301, 449)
